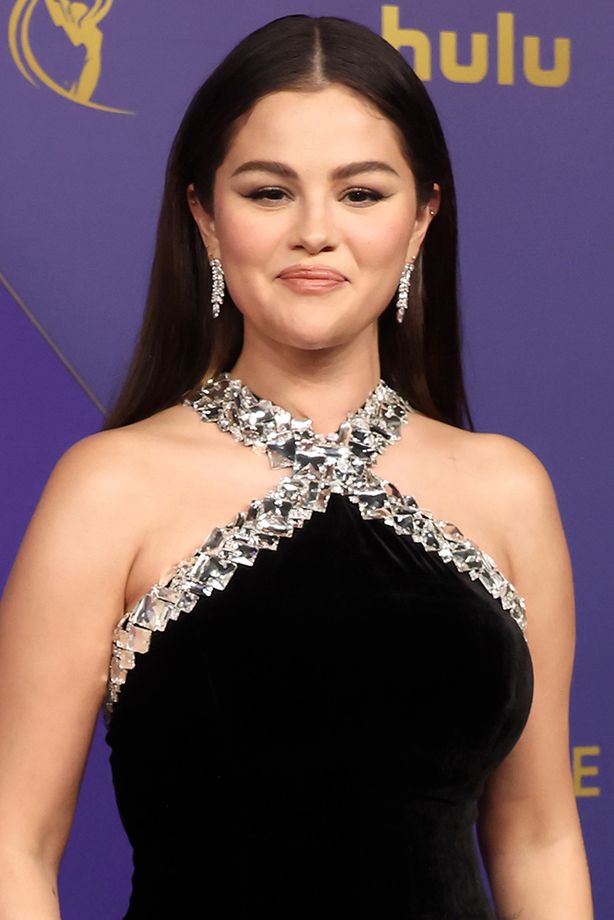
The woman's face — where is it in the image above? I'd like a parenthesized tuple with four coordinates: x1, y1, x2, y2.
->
(188, 83, 439, 351)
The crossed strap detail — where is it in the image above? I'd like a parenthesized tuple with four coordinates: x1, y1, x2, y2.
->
(104, 373, 527, 719)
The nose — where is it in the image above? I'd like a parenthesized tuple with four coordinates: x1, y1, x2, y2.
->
(290, 196, 339, 254)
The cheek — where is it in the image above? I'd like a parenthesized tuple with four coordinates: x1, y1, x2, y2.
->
(352, 210, 413, 266)
(215, 200, 283, 268)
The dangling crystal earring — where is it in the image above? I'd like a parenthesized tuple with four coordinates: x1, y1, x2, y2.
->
(395, 258, 416, 324)
(209, 257, 225, 318)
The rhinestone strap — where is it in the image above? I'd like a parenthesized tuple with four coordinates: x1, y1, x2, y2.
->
(104, 374, 527, 719)
(188, 372, 412, 472)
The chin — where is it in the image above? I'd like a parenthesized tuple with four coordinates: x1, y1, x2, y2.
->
(268, 316, 362, 351)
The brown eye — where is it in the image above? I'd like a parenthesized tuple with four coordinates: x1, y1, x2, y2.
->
(244, 187, 289, 201)
(343, 188, 385, 204)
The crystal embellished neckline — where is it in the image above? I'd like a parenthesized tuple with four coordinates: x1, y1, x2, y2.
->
(184, 371, 414, 472)
(102, 368, 528, 718)
(241, 373, 387, 434)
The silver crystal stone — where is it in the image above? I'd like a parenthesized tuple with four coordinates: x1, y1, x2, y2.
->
(103, 372, 527, 719)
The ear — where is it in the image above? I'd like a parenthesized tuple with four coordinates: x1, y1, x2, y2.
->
(405, 182, 441, 263)
(186, 182, 220, 258)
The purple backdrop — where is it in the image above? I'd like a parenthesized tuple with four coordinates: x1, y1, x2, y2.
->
(1, 1, 612, 916)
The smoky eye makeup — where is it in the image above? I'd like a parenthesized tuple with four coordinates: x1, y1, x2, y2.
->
(241, 186, 288, 201)
(238, 185, 392, 205)
(343, 187, 388, 203)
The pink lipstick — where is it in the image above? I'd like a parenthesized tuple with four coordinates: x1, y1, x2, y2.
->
(277, 263, 347, 294)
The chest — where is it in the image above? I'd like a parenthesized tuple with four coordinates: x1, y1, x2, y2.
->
(123, 424, 513, 615)
(110, 492, 532, 795)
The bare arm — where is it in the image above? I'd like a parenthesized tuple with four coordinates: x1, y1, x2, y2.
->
(0, 432, 140, 918)
(476, 436, 593, 919)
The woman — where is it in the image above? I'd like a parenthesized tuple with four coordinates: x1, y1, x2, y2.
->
(0, 13, 593, 919)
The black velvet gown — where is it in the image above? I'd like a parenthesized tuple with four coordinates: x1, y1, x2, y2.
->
(104, 373, 533, 919)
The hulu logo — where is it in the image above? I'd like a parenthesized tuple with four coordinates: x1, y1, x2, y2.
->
(382, 6, 571, 87)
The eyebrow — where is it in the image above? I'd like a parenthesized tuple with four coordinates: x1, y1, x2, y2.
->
(230, 159, 400, 180)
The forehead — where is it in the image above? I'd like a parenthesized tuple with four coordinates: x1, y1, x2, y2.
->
(220, 84, 411, 175)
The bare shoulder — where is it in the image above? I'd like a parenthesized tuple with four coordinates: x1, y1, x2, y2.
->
(413, 408, 549, 481)
(21, 406, 197, 575)
(41, 426, 146, 530)
(407, 412, 567, 598)
(470, 428, 556, 502)
(465, 430, 565, 555)
(460, 428, 573, 637)
(408, 409, 554, 499)
(46, 404, 199, 500)
(49, 425, 142, 491)
(2, 406, 199, 623)
(9, 426, 151, 587)
(426, 409, 557, 508)
(38, 402, 223, 565)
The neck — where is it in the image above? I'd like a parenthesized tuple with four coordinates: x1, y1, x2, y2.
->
(227, 346, 382, 438)
(187, 370, 412, 474)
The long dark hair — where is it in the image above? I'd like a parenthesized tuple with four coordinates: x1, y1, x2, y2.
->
(101, 14, 474, 432)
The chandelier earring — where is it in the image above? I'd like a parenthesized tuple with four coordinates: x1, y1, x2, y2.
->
(209, 257, 225, 319)
(395, 257, 416, 324)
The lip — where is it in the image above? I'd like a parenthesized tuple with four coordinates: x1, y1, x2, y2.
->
(277, 263, 348, 282)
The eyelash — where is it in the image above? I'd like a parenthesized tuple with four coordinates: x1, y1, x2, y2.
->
(243, 186, 387, 205)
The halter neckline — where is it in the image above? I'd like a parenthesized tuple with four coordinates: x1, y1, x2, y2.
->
(105, 370, 527, 716)
(184, 371, 415, 472)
